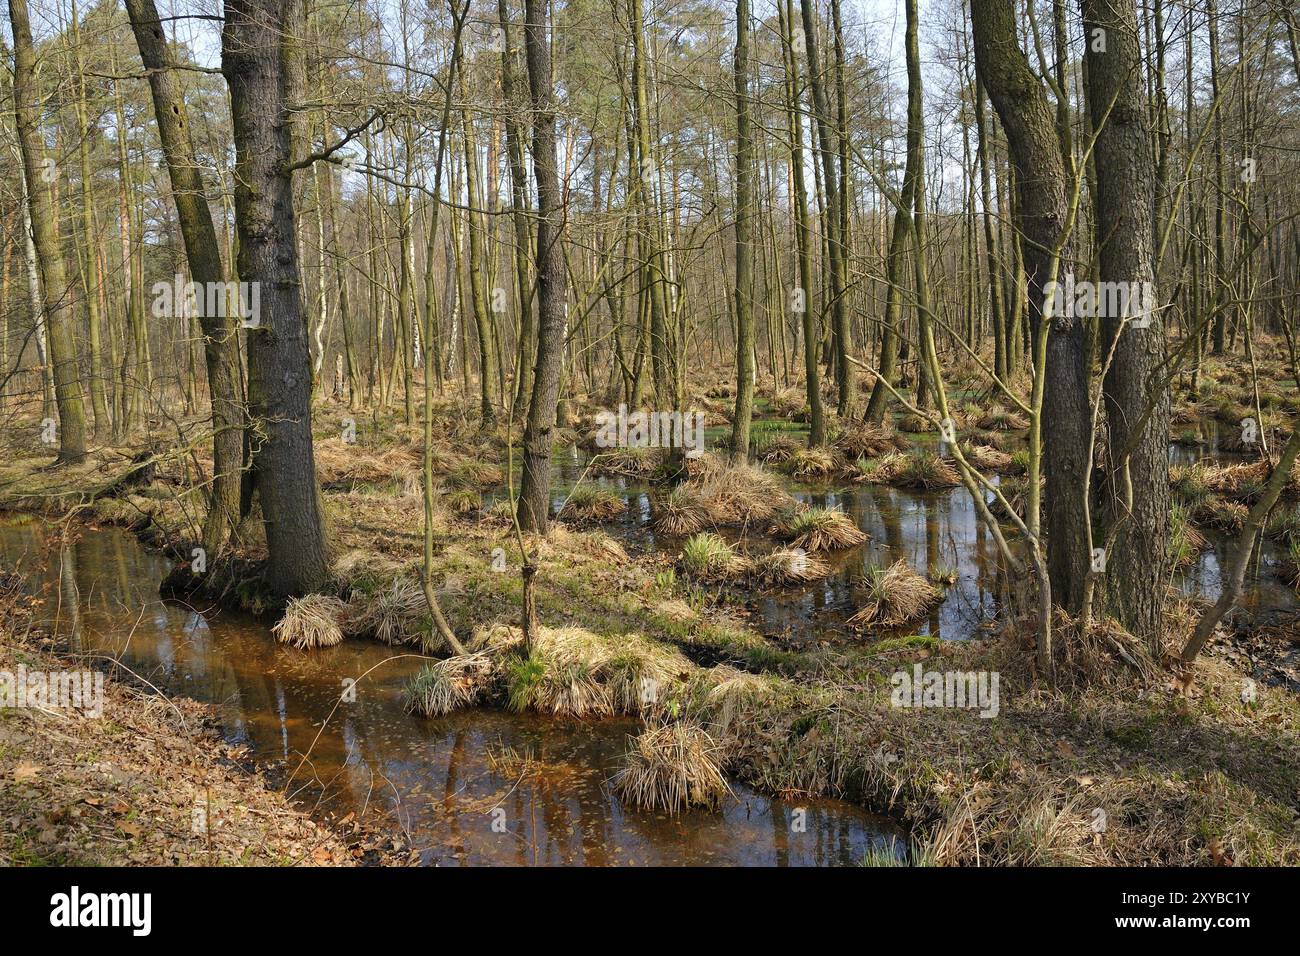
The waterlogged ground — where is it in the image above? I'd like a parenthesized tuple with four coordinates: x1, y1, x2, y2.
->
(511, 421, 1298, 646)
(0, 518, 902, 866)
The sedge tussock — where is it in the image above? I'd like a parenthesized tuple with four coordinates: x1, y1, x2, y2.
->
(834, 422, 911, 459)
(652, 488, 710, 535)
(272, 594, 347, 650)
(776, 507, 868, 552)
(847, 561, 942, 629)
(611, 721, 730, 813)
(962, 444, 1013, 474)
(353, 577, 426, 645)
(404, 653, 494, 716)
(750, 547, 830, 587)
(558, 485, 626, 524)
(890, 451, 962, 490)
(977, 405, 1030, 431)
(686, 463, 793, 524)
(782, 447, 841, 481)
(679, 532, 741, 579)
(589, 446, 664, 478)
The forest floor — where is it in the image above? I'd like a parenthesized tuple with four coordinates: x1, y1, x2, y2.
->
(0, 572, 388, 865)
(1, 352, 1298, 865)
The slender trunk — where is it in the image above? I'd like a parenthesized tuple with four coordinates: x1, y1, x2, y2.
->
(9, 0, 87, 462)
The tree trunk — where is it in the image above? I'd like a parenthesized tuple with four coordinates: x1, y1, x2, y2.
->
(126, 0, 245, 555)
(515, 0, 569, 533)
(1081, 0, 1172, 645)
(972, 0, 1091, 613)
(222, 0, 331, 596)
(8, 0, 88, 462)
(730, 0, 756, 461)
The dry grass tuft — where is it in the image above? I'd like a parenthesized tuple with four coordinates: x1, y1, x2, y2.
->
(272, 594, 347, 650)
(890, 451, 962, 490)
(445, 488, 482, 514)
(776, 506, 868, 552)
(558, 485, 626, 524)
(611, 721, 731, 813)
(652, 487, 710, 535)
(977, 405, 1030, 431)
(834, 422, 911, 459)
(686, 462, 794, 524)
(350, 578, 426, 645)
(1169, 502, 1209, 568)
(752, 432, 801, 465)
(589, 446, 664, 478)
(750, 547, 830, 587)
(404, 653, 494, 716)
(782, 446, 841, 480)
(963, 444, 1013, 474)
(847, 561, 942, 629)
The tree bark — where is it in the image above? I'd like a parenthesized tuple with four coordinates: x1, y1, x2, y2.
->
(515, 0, 569, 533)
(222, 0, 331, 596)
(1081, 0, 1172, 644)
(730, 0, 756, 460)
(8, 0, 88, 462)
(126, 0, 245, 555)
(972, 0, 1091, 613)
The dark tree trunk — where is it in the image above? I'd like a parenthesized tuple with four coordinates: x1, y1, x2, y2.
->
(730, 0, 756, 460)
(1082, 0, 1172, 644)
(515, 0, 569, 533)
(972, 0, 1091, 613)
(222, 0, 331, 596)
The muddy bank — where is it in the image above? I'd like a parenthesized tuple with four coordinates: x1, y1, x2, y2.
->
(0, 571, 367, 866)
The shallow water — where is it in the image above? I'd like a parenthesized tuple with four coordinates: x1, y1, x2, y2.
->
(523, 428, 1298, 644)
(0, 518, 901, 866)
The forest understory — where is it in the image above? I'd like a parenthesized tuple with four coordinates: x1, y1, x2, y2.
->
(2, 0, 1299, 869)
(3, 351, 1299, 866)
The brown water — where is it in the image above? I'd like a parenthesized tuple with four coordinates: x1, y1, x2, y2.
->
(0, 517, 902, 866)
(529, 430, 1298, 645)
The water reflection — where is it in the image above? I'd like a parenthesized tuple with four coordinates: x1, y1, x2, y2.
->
(0, 519, 900, 866)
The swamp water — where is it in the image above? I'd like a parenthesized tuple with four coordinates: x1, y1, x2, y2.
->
(0, 517, 901, 866)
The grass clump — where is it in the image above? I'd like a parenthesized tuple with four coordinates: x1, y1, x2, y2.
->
(651, 487, 709, 536)
(834, 422, 911, 459)
(686, 462, 794, 524)
(350, 577, 426, 645)
(559, 485, 626, 524)
(272, 594, 346, 650)
(1169, 502, 1209, 569)
(782, 446, 840, 481)
(847, 561, 942, 629)
(891, 451, 961, 490)
(752, 431, 801, 465)
(589, 446, 663, 478)
(445, 488, 482, 514)
(777, 506, 868, 552)
(404, 653, 494, 716)
(448, 460, 505, 489)
(977, 405, 1030, 431)
(751, 547, 831, 587)
(680, 532, 739, 579)
(611, 721, 730, 813)
(963, 444, 1013, 474)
